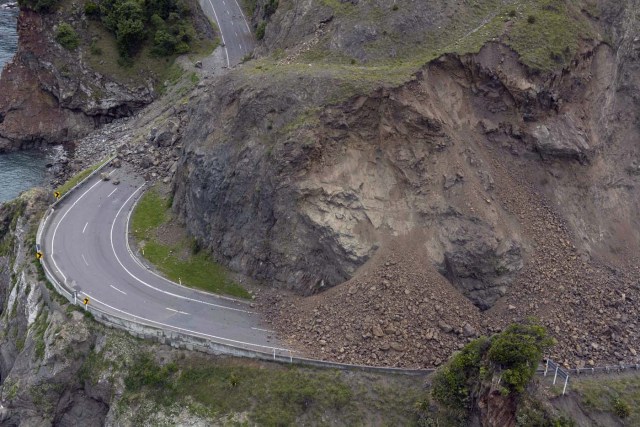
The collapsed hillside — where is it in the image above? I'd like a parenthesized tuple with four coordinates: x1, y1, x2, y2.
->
(172, 0, 640, 368)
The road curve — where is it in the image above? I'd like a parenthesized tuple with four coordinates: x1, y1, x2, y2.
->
(42, 166, 282, 353)
(199, 0, 255, 66)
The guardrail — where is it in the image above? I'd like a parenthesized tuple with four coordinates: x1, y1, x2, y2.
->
(34, 159, 430, 376)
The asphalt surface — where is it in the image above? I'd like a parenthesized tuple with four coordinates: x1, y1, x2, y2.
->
(42, 167, 283, 353)
(199, 0, 255, 66)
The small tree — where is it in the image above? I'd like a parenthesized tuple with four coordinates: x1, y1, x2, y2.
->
(55, 23, 80, 50)
(432, 321, 553, 413)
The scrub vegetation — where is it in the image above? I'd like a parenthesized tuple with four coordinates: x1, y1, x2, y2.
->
(55, 156, 111, 196)
(131, 187, 250, 298)
(118, 353, 424, 425)
(572, 374, 640, 423)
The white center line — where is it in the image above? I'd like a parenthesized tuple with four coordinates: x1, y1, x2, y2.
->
(166, 307, 190, 315)
(206, 0, 230, 67)
(82, 254, 89, 266)
(110, 285, 127, 295)
(82, 222, 89, 233)
(251, 327, 275, 333)
(108, 188, 118, 198)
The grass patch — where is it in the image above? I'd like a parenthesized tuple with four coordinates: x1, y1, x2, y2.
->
(85, 21, 217, 90)
(120, 355, 424, 425)
(55, 156, 111, 196)
(131, 188, 250, 299)
(571, 374, 640, 423)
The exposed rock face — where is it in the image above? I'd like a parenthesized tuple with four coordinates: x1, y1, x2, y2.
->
(171, 0, 640, 368)
(0, 9, 154, 152)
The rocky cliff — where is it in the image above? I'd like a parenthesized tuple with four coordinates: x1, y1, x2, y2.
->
(172, 0, 640, 368)
(0, 0, 216, 153)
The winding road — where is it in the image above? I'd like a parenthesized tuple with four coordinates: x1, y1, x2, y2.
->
(41, 166, 282, 353)
(199, 0, 255, 66)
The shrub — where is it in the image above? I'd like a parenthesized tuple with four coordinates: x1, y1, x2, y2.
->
(431, 337, 489, 409)
(487, 323, 553, 393)
(527, 15, 536, 24)
(613, 398, 630, 419)
(432, 321, 553, 412)
(84, 1, 100, 17)
(264, 0, 278, 18)
(55, 23, 80, 50)
(392, 4, 398, 11)
(124, 353, 177, 391)
(256, 21, 267, 40)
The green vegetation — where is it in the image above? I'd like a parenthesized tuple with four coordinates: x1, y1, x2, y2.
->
(572, 374, 640, 423)
(256, 21, 266, 40)
(88, 0, 197, 58)
(55, 156, 111, 196)
(131, 188, 250, 298)
(55, 23, 80, 50)
(119, 354, 423, 425)
(32, 309, 49, 360)
(431, 322, 553, 414)
(18, 0, 59, 13)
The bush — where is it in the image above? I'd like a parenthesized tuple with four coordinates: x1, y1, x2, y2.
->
(431, 337, 489, 409)
(613, 398, 630, 419)
(55, 23, 80, 50)
(256, 21, 267, 40)
(527, 15, 536, 24)
(264, 0, 278, 18)
(84, 1, 100, 17)
(487, 323, 553, 393)
(124, 353, 177, 391)
(431, 322, 553, 412)
(90, 0, 195, 58)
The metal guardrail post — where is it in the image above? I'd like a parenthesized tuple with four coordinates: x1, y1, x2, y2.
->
(562, 374, 569, 395)
(553, 365, 559, 385)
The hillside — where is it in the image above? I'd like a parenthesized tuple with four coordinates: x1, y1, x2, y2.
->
(168, 0, 640, 369)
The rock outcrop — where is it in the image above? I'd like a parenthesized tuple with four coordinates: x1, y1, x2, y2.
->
(0, 9, 154, 152)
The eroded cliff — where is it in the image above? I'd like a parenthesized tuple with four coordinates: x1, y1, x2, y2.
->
(172, 0, 640, 367)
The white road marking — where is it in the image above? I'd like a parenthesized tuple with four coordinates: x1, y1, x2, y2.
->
(110, 187, 254, 314)
(251, 327, 275, 333)
(123, 188, 250, 305)
(81, 292, 290, 352)
(110, 285, 127, 295)
(82, 222, 89, 233)
(206, 0, 230, 67)
(51, 178, 103, 282)
(226, 9, 229, 14)
(108, 188, 118, 198)
(82, 254, 89, 266)
(230, 0, 252, 32)
(166, 307, 190, 315)
(108, 169, 116, 176)
(235, 31, 238, 36)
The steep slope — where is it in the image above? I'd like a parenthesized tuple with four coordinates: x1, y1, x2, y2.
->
(172, 0, 640, 368)
(0, 0, 214, 152)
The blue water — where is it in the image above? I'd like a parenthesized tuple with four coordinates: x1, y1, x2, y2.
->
(0, 1, 18, 71)
(0, 151, 48, 202)
(0, 2, 51, 203)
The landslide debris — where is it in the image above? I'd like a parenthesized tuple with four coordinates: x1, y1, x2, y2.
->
(170, 0, 640, 370)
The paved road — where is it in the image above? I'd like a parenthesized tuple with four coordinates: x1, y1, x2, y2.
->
(42, 167, 283, 353)
(199, 0, 255, 66)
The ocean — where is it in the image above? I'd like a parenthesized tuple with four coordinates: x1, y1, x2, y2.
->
(0, 1, 51, 203)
